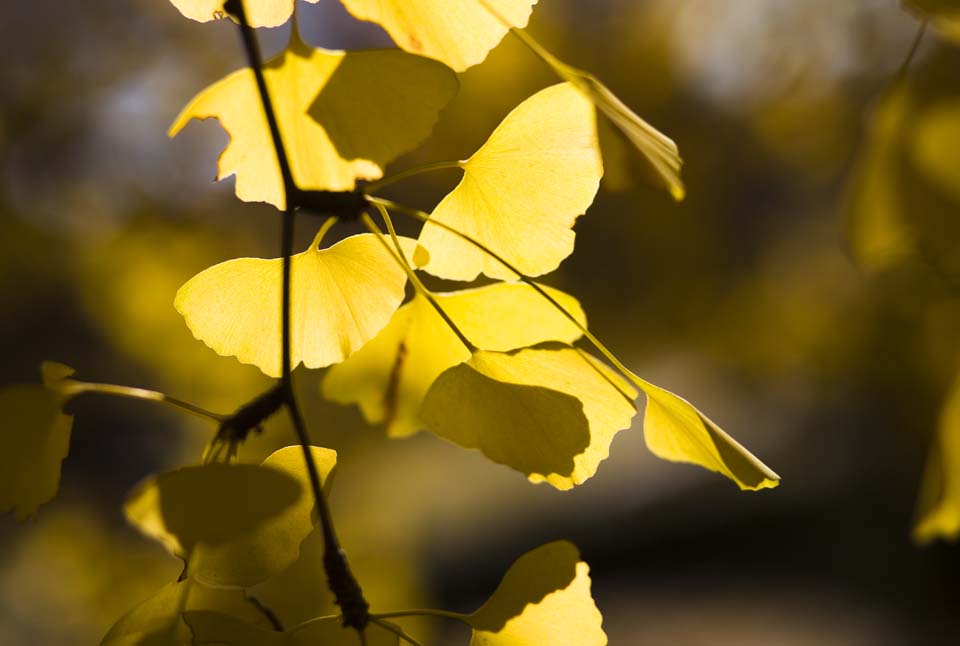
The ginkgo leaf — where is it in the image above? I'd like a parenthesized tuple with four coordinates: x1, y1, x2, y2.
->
(420, 347, 637, 489)
(914, 375, 960, 544)
(176, 233, 418, 377)
(910, 100, 960, 204)
(338, 0, 537, 71)
(101, 580, 271, 646)
(185, 611, 399, 645)
(124, 462, 303, 556)
(322, 283, 586, 437)
(190, 446, 337, 587)
(844, 86, 915, 272)
(170, 34, 457, 208)
(468, 540, 606, 646)
(628, 372, 780, 491)
(417, 83, 602, 281)
(168, 0, 319, 28)
(0, 362, 77, 521)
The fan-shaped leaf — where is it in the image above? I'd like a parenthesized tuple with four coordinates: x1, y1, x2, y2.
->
(170, 36, 457, 208)
(323, 283, 586, 437)
(468, 540, 606, 646)
(168, 0, 320, 28)
(338, 0, 537, 71)
(420, 347, 636, 489)
(417, 83, 602, 281)
(185, 611, 399, 645)
(175, 234, 417, 377)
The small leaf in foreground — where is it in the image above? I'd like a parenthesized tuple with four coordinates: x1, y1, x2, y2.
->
(322, 283, 586, 437)
(417, 82, 602, 281)
(176, 233, 417, 377)
(468, 540, 606, 646)
(168, 0, 319, 28)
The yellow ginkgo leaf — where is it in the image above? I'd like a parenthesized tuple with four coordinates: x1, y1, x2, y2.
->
(102, 580, 273, 646)
(338, 0, 537, 71)
(0, 362, 77, 521)
(417, 83, 602, 281)
(322, 283, 586, 437)
(190, 446, 336, 587)
(628, 372, 780, 491)
(420, 347, 637, 489)
(176, 233, 418, 377)
(124, 461, 303, 556)
(168, 0, 319, 28)
(910, 100, 960, 204)
(185, 611, 400, 645)
(170, 35, 457, 208)
(844, 86, 915, 272)
(914, 375, 960, 544)
(469, 540, 606, 646)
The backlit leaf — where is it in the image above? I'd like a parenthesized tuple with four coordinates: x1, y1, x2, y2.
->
(168, 0, 319, 28)
(420, 347, 636, 489)
(338, 0, 537, 71)
(322, 283, 587, 437)
(186, 611, 399, 645)
(629, 372, 780, 491)
(417, 83, 602, 281)
(101, 580, 270, 646)
(468, 540, 606, 646)
(124, 462, 303, 556)
(0, 362, 77, 520)
(170, 35, 457, 208)
(175, 233, 417, 377)
(914, 374, 960, 543)
(190, 446, 337, 587)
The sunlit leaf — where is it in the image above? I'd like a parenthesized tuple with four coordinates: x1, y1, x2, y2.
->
(176, 233, 417, 377)
(170, 34, 457, 208)
(323, 283, 587, 437)
(844, 86, 915, 272)
(910, 99, 960, 204)
(628, 372, 780, 491)
(190, 446, 337, 587)
(101, 580, 271, 646)
(168, 0, 320, 28)
(0, 362, 77, 520)
(468, 540, 606, 646)
(417, 83, 602, 281)
(185, 611, 400, 645)
(904, 0, 960, 42)
(420, 347, 636, 489)
(338, 0, 537, 71)
(914, 375, 960, 543)
(124, 462, 303, 556)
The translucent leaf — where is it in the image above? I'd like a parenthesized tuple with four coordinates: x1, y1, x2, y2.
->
(101, 580, 270, 646)
(629, 372, 780, 491)
(124, 462, 303, 556)
(420, 347, 636, 489)
(904, 0, 960, 42)
(338, 0, 537, 71)
(844, 86, 915, 272)
(169, 35, 457, 208)
(417, 83, 602, 281)
(190, 446, 337, 587)
(0, 362, 76, 520)
(176, 234, 417, 377)
(185, 611, 399, 645)
(468, 541, 606, 646)
(323, 283, 587, 437)
(914, 375, 960, 543)
(168, 0, 320, 28)
(910, 99, 960, 204)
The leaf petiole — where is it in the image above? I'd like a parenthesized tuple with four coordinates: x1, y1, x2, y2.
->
(65, 381, 226, 423)
(364, 160, 463, 193)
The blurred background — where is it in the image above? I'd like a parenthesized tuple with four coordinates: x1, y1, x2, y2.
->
(3, 0, 960, 643)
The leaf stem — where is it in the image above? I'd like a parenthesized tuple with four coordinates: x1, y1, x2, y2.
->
(68, 382, 226, 423)
(371, 608, 471, 623)
(363, 160, 463, 193)
(370, 618, 426, 646)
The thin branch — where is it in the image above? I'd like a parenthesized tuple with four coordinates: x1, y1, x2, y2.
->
(895, 19, 928, 84)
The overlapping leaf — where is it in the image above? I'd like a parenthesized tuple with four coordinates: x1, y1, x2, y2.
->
(323, 283, 586, 437)
(170, 35, 457, 208)
(176, 234, 418, 377)
(914, 375, 960, 543)
(417, 82, 602, 281)
(0, 362, 78, 520)
(186, 612, 399, 645)
(338, 0, 537, 71)
(169, 0, 319, 28)
(468, 540, 606, 646)
(420, 347, 637, 489)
